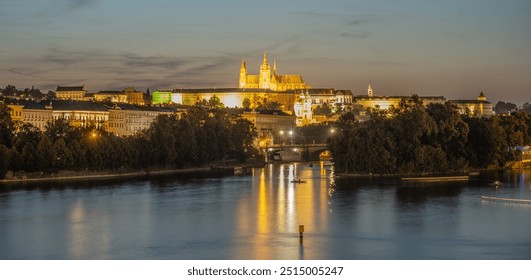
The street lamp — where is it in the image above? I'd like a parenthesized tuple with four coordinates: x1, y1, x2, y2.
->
(289, 130, 293, 145)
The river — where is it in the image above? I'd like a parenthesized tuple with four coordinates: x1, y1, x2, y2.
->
(1, 162, 530, 259)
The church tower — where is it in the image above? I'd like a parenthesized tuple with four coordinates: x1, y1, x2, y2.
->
(368, 82, 374, 97)
(477, 91, 486, 115)
(239, 57, 247, 88)
(259, 51, 271, 89)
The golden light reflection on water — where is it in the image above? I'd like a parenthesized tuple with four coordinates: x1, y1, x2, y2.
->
(236, 162, 333, 259)
(68, 199, 111, 259)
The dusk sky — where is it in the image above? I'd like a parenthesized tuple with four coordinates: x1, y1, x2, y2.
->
(1, 0, 530, 104)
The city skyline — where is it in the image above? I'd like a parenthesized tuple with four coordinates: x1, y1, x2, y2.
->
(1, 0, 530, 104)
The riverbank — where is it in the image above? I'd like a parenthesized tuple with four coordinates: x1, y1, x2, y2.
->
(334, 168, 501, 179)
(0, 159, 266, 185)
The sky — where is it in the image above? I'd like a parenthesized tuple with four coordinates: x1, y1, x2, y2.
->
(1, 0, 530, 104)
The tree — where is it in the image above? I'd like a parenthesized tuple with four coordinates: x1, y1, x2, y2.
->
(21, 142, 38, 172)
(521, 103, 531, 115)
(36, 134, 54, 172)
(494, 101, 517, 115)
(229, 116, 257, 161)
(313, 103, 332, 116)
(51, 138, 74, 169)
(242, 98, 251, 110)
(0, 145, 11, 178)
(0, 103, 14, 147)
(208, 95, 224, 109)
(13, 123, 41, 151)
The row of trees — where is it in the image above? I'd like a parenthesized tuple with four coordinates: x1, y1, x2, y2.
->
(329, 96, 531, 175)
(0, 103, 257, 178)
(494, 100, 531, 115)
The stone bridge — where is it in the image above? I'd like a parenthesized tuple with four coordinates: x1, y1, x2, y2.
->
(263, 144, 329, 162)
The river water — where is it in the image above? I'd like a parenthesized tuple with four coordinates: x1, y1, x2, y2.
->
(1, 162, 530, 260)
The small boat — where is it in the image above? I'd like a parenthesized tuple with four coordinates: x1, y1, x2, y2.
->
(290, 179, 306, 183)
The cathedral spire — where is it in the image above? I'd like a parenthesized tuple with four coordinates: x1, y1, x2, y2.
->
(368, 82, 374, 97)
(240, 56, 246, 69)
(273, 60, 277, 76)
(262, 51, 268, 65)
(239, 56, 247, 88)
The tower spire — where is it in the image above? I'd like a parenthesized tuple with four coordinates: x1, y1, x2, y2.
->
(241, 56, 246, 69)
(239, 56, 247, 88)
(368, 82, 373, 97)
(273, 60, 277, 76)
(263, 50, 268, 65)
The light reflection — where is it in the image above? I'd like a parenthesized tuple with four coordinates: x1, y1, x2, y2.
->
(234, 162, 334, 259)
(67, 199, 111, 259)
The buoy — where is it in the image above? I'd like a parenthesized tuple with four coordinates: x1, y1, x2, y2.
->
(299, 225, 304, 238)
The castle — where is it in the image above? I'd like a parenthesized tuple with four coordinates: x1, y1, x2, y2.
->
(238, 51, 310, 91)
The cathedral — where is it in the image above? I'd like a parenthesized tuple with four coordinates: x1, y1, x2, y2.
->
(239, 51, 311, 91)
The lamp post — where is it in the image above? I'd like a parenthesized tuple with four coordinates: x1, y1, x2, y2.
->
(289, 130, 293, 145)
(279, 130, 285, 149)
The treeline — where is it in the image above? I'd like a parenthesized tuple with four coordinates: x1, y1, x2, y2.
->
(0, 104, 257, 178)
(329, 96, 531, 175)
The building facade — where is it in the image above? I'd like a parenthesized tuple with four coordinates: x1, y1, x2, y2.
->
(46, 100, 110, 128)
(240, 109, 296, 148)
(239, 52, 310, 91)
(56, 85, 87, 100)
(354, 83, 446, 110)
(107, 104, 177, 136)
(449, 92, 494, 117)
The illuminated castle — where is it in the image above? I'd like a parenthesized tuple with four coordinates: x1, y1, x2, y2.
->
(239, 51, 310, 91)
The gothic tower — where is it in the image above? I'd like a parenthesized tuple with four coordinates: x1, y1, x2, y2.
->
(239, 57, 247, 88)
(368, 82, 374, 97)
(259, 51, 271, 89)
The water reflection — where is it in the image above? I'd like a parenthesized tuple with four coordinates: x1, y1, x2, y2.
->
(1, 166, 531, 259)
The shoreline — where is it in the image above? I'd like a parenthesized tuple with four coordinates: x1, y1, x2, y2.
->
(0, 167, 214, 184)
(0, 159, 267, 185)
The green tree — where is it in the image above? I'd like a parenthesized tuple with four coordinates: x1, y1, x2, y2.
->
(229, 116, 257, 162)
(0, 103, 14, 147)
(36, 134, 54, 172)
(0, 145, 11, 178)
(13, 123, 41, 151)
(21, 142, 38, 172)
(52, 138, 74, 169)
(242, 98, 251, 109)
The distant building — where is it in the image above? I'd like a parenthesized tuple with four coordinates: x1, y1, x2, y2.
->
(124, 87, 145, 105)
(44, 100, 110, 128)
(5, 100, 52, 131)
(93, 91, 128, 103)
(152, 54, 348, 116)
(90, 87, 145, 105)
(449, 92, 494, 117)
(152, 88, 301, 114)
(106, 104, 177, 136)
(353, 83, 446, 110)
(239, 52, 310, 91)
(294, 91, 313, 126)
(240, 109, 296, 148)
(56, 85, 87, 100)
(306, 88, 353, 107)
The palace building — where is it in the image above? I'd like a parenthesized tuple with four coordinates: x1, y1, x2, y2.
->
(239, 51, 310, 91)
(448, 92, 494, 117)
(152, 52, 352, 120)
(56, 85, 87, 100)
(353, 83, 446, 110)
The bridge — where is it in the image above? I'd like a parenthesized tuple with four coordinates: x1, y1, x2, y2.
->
(263, 143, 329, 162)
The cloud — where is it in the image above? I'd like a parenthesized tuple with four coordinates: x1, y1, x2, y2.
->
(63, 0, 100, 11)
(340, 31, 369, 39)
